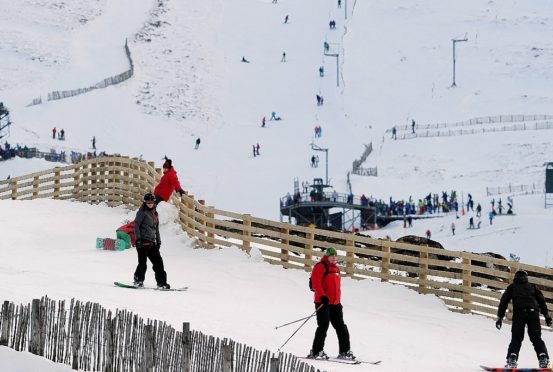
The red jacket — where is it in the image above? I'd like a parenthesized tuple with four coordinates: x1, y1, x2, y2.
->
(154, 167, 183, 202)
(311, 256, 341, 304)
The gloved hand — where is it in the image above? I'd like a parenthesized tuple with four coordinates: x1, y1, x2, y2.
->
(321, 296, 330, 305)
(546, 316, 552, 327)
(178, 189, 185, 196)
(495, 317, 503, 330)
(136, 239, 142, 249)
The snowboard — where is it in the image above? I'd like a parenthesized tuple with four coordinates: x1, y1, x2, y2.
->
(480, 366, 551, 372)
(97, 238, 126, 251)
(301, 357, 381, 365)
(114, 282, 188, 291)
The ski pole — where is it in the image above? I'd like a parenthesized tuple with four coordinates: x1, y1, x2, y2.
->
(274, 315, 313, 330)
(277, 304, 323, 352)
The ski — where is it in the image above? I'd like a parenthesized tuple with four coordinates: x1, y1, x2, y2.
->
(480, 365, 551, 372)
(113, 282, 188, 291)
(301, 357, 381, 366)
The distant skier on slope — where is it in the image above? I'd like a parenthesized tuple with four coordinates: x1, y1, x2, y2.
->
(307, 247, 355, 361)
(133, 192, 170, 289)
(495, 270, 551, 368)
(153, 157, 185, 204)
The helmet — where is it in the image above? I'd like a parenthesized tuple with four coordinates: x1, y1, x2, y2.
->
(514, 270, 528, 281)
(143, 192, 156, 202)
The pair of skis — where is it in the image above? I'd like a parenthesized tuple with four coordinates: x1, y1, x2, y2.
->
(301, 357, 381, 366)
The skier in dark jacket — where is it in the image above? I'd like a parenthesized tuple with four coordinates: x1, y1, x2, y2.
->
(496, 270, 551, 368)
(307, 247, 355, 361)
(133, 192, 170, 289)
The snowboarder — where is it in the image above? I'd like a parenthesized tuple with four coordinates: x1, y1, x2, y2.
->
(195, 138, 201, 150)
(133, 192, 170, 289)
(52, 127, 56, 139)
(241, 56, 250, 63)
(153, 157, 185, 204)
(411, 119, 416, 134)
(311, 155, 316, 168)
(316, 95, 322, 106)
(256, 143, 260, 156)
(307, 247, 355, 360)
(338, 0, 342, 8)
(92, 136, 96, 150)
(319, 66, 324, 77)
(60, 129, 65, 140)
(392, 126, 397, 140)
(262, 116, 266, 127)
(476, 203, 482, 217)
(425, 229, 431, 239)
(281, 51, 286, 62)
(253, 145, 257, 157)
(407, 215, 413, 227)
(496, 270, 552, 368)
(469, 217, 474, 229)
(488, 211, 494, 225)
(284, 15, 289, 23)
(324, 41, 330, 53)
(451, 222, 456, 236)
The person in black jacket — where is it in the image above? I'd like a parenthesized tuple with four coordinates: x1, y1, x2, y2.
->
(133, 192, 170, 289)
(496, 270, 551, 368)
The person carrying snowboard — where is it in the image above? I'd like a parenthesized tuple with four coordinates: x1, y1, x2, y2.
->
(133, 192, 170, 289)
(307, 247, 355, 360)
(496, 270, 552, 368)
(154, 157, 185, 204)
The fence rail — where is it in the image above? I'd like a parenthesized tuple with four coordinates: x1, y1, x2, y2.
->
(2, 156, 553, 327)
(486, 183, 544, 197)
(0, 296, 322, 372)
(388, 114, 553, 133)
(351, 142, 377, 177)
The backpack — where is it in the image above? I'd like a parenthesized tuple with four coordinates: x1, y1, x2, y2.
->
(309, 261, 329, 292)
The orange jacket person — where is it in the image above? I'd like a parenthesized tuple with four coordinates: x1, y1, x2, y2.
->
(154, 158, 184, 204)
(307, 247, 355, 361)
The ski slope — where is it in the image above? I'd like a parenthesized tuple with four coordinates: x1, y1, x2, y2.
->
(2, 0, 553, 370)
(2, 199, 553, 371)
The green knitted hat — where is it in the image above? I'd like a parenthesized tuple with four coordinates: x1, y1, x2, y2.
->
(325, 247, 337, 257)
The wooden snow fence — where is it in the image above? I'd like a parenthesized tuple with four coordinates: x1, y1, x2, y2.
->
(0, 297, 323, 372)
(1, 156, 553, 325)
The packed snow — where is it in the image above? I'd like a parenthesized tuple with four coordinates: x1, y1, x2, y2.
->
(2, 0, 553, 370)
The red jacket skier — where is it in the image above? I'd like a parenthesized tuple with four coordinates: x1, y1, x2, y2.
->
(308, 247, 354, 361)
(154, 158, 184, 204)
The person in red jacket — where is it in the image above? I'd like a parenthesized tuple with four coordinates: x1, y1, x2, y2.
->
(308, 247, 355, 360)
(153, 157, 185, 204)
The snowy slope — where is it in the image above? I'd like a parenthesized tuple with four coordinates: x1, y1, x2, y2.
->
(2, 199, 553, 372)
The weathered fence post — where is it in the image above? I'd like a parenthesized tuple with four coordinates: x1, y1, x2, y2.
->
(462, 253, 472, 314)
(206, 206, 215, 248)
(419, 245, 429, 294)
(71, 301, 81, 370)
(144, 324, 155, 372)
(33, 175, 40, 198)
(222, 342, 233, 372)
(280, 227, 290, 266)
(242, 214, 252, 253)
(304, 229, 315, 271)
(10, 178, 17, 200)
(182, 322, 191, 372)
(104, 315, 114, 372)
(53, 167, 61, 199)
(30, 299, 42, 355)
(345, 236, 355, 277)
(198, 200, 207, 247)
(269, 356, 279, 372)
(187, 195, 195, 233)
(0, 301, 10, 346)
(381, 240, 391, 282)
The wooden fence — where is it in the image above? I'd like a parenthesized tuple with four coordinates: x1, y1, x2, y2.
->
(0, 296, 322, 372)
(2, 156, 553, 326)
(27, 39, 134, 106)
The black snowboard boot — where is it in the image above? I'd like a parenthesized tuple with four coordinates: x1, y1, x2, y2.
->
(505, 353, 517, 368)
(539, 353, 549, 368)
